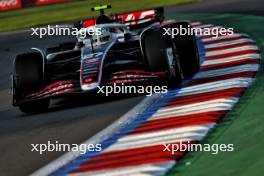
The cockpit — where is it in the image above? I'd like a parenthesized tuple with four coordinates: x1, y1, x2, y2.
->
(77, 24, 130, 46)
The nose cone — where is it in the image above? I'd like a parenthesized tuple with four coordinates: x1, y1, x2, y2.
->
(80, 57, 102, 91)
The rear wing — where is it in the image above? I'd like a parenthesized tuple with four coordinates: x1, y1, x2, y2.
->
(79, 7, 164, 28)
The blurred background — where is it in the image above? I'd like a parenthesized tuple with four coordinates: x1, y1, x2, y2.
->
(0, 0, 199, 32)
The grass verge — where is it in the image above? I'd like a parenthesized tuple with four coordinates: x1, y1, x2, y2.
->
(0, 0, 200, 32)
(165, 13, 264, 176)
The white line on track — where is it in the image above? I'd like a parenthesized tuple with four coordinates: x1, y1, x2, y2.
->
(119, 125, 213, 142)
(166, 78, 253, 98)
(204, 38, 255, 49)
(152, 98, 238, 119)
(69, 161, 176, 176)
(205, 45, 258, 56)
(194, 64, 259, 79)
(202, 55, 260, 66)
(149, 108, 230, 121)
(202, 34, 248, 42)
(105, 124, 214, 152)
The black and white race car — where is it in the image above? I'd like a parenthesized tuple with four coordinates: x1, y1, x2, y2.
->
(11, 5, 200, 113)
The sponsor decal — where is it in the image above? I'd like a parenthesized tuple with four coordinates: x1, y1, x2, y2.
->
(115, 9, 155, 25)
(0, 0, 21, 11)
(82, 9, 155, 27)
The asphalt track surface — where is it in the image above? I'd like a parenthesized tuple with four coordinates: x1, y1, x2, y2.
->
(0, 0, 263, 175)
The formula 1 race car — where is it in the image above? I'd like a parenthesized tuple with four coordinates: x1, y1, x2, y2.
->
(11, 5, 200, 113)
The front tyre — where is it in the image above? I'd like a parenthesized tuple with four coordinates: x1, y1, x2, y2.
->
(13, 52, 50, 113)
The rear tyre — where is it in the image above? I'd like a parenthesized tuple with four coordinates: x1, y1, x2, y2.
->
(170, 22, 200, 76)
(168, 57, 184, 87)
(142, 29, 170, 71)
(142, 29, 183, 86)
(13, 52, 50, 113)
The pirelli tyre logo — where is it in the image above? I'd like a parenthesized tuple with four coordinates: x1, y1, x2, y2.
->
(0, 0, 21, 11)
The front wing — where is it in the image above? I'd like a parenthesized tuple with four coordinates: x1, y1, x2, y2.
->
(14, 69, 167, 105)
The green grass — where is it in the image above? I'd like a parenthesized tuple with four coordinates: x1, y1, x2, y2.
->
(0, 0, 200, 32)
(165, 13, 264, 176)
